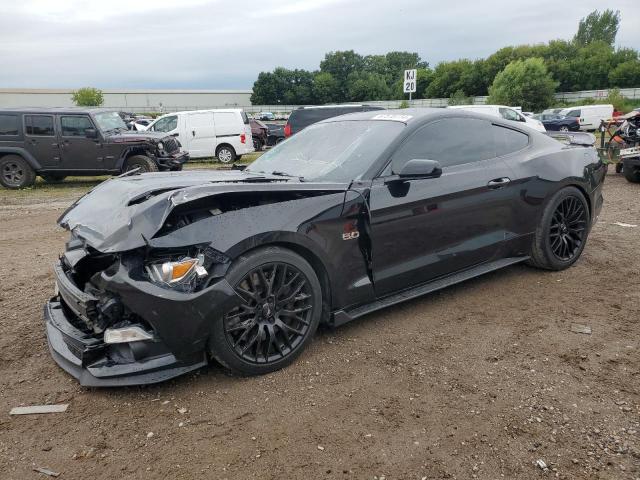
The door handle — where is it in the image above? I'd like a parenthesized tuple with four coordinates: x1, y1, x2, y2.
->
(487, 177, 511, 189)
(192, 130, 196, 137)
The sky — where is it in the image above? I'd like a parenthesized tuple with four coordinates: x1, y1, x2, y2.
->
(0, 0, 638, 90)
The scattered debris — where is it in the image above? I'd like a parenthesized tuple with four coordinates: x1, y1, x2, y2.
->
(612, 222, 637, 228)
(10, 404, 68, 415)
(177, 407, 187, 414)
(570, 323, 592, 335)
(536, 459, 548, 471)
(33, 466, 60, 477)
(317, 445, 325, 451)
(146, 432, 154, 439)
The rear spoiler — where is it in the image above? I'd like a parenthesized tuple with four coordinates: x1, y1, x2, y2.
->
(545, 131, 596, 147)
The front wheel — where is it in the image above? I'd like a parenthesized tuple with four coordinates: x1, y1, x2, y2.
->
(208, 246, 322, 375)
(123, 155, 158, 173)
(527, 187, 590, 271)
(216, 145, 236, 163)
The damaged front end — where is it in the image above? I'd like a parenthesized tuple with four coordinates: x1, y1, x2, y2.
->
(45, 171, 349, 386)
(46, 238, 240, 386)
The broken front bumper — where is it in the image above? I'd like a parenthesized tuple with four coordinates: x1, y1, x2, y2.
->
(44, 258, 238, 387)
(157, 151, 190, 170)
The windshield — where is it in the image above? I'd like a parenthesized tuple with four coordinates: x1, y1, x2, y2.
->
(94, 111, 128, 132)
(246, 120, 403, 182)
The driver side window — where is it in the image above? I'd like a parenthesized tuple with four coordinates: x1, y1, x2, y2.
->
(499, 108, 523, 122)
(152, 115, 178, 132)
(388, 117, 495, 174)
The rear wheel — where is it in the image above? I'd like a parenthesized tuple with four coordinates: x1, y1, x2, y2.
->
(559, 126, 569, 132)
(527, 187, 590, 271)
(216, 145, 236, 163)
(623, 164, 640, 183)
(209, 246, 322, 375)
(123, 155, 158, 173)
(0, 155, 35, 189)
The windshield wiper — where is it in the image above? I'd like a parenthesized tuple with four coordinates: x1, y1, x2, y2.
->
(271, 171, 305, 182)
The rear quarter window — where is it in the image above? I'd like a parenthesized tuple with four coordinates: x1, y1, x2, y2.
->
(494, 125, 529, 156)
(0, 114, 19, 136)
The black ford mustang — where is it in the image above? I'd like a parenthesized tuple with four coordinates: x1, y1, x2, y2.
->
(46, 109, 606, 386)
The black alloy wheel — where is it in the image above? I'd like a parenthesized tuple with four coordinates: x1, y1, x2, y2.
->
(224, 262, 314, 364)
(548, 195, 588, 261)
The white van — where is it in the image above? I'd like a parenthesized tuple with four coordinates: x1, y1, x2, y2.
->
(449, 105, 546, 132)
(558, 104, 613, 131)
(148, 109, 254, 162)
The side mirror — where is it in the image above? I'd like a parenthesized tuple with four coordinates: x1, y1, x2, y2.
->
(397, 159, 442, 179)
(171, 132, 179, 137)
(85, 128, 98, 139)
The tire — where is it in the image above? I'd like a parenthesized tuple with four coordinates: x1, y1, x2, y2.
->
(41, 174, 67, 183)
(216, 145, 236, 164)
(208, 246, 322, 376)
(123, 155, 158, 173)
(559, 126, 569, 132)
(0, 155, 36, 189)
(615, 163, 623, 174)
(527, 187, 590, 271)
(623, 165, 640, 183)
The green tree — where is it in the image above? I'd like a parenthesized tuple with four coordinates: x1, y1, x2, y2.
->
(448, 89, 473, 106)
(251, 67, 315, 104)
(426, 59, 475, 98)
(609, 60, 640, 88)
(319, 50, 365, 101)
(487, 58, 557, 111)
(71, 87, 104, 107)
(312, 72, 339, 104)
(573, 9, 621, 47)
(346, 72, 390, 101)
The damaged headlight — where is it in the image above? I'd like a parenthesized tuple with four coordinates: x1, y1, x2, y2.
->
(145, 254, 207, 288)
(157, 142, 164, 151)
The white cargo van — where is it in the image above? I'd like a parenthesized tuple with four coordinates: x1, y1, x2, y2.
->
(148, 109, 254, 162)
(558, 104, 613, 131)
(449, 105, 546, 132)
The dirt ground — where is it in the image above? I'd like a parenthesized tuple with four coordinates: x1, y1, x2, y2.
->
(0, 171, 638, 480)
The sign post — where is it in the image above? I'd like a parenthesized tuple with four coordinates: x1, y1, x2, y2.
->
(403, 69, 417, 101)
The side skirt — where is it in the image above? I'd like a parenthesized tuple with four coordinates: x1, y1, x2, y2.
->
(331, 256, 529, 327)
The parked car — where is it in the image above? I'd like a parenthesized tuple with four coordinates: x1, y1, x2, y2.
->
(128, 118, 153, 131)
(542, 108, 565, 115)
(257, 112, 276, 121)
(266, 123, 285, 146)
(147, 109, 254, 163)
(0, 108, 188, 189)
(532, 113, 580, 132)
(558, 104, 613, 131)
(449, 105, 546, 132)
(249, 119, 268, 151)
(284, 104, 384, 137)
(45, 108, 605, 386)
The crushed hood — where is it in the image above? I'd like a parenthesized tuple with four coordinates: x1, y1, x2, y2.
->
(107, 130, 169, 143)
(58, 170, 347, 253)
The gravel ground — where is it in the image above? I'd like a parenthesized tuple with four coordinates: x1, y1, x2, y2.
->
(0, 171, 638, 480)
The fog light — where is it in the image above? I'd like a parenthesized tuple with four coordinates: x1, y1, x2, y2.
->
(104, 326, 154, 344)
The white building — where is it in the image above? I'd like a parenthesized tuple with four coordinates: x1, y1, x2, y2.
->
(0, 88, 253, 113)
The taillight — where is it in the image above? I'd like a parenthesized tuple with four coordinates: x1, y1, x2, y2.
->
(240, 133, 246, 144)
(284, 124, 291, 137)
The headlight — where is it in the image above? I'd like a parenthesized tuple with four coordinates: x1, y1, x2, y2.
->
(146, 255, 207, 287)
(157, 142, 164, 151)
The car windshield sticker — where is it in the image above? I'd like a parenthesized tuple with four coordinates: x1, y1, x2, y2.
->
(371, 114, 413, 122)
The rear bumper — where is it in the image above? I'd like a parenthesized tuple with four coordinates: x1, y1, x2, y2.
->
(44, 300, 207, 387)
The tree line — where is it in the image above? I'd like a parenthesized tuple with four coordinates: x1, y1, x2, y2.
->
(250, 9, 640, 110)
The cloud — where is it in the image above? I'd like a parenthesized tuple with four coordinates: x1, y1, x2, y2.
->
(0, 0, 638, 89)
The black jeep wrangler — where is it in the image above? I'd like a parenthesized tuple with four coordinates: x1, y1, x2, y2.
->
(0, 108, 189, 189)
